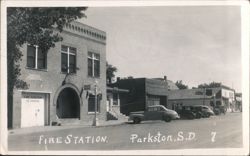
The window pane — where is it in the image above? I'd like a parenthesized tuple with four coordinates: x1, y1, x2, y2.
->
(38, 58, 46, 69)
(61, 45, 68, 52)
(69, 47, 76, 54)
(69, 55, 76, 73)
(27, 45, 36, 56)
(37, 49, 46, 69)
(88, 52, 92, 58)
(37, 48, 43, 58)
(27, 57, 35, 68)
(94, 53, 100, 60)
(27, 45, 36, 68)
(61, 53, 67, 72)
(88, 58, 93, 76)
(88, 95, 95, 112)
(94, 59, 100, 77)
(88, 95, 100, 112)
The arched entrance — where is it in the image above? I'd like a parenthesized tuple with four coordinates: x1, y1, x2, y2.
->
(56, 87, 80, 118)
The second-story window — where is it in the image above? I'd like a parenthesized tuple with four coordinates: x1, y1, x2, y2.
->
(88, 52, 100, 77)
(61, 45, 76, 74)
(27, 45, 47, 69)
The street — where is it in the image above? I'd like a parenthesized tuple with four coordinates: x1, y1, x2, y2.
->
(8, 112, 242, 151)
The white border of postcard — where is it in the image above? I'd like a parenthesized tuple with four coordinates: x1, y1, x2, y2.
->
(1, 0, 249, 155)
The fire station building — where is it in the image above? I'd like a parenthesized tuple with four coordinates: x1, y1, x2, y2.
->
(11, 21, 107, 128)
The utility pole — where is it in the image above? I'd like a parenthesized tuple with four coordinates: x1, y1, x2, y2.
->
(213, 93, 216, 108)
(92, 82, 99, 126)
(203, 87, 205, 105)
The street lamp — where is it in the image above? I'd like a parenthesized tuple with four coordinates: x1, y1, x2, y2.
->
(92, 80, 99, 126)
(213, 93, 216, 107)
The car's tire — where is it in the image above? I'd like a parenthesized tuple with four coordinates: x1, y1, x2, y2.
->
(163, 116, 172, 122)
(133, 117, 141, 124)
(188, 114, 195, 119)
(207, 114, 211, 118)
(214, 110, 220, 115)
(196, 113, 201, 119)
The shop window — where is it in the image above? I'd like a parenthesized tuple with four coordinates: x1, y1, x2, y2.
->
(147, 95, 160, 106)
(216, 90, 222, 98)
(206, 89, 212, 96)
(216, 101, 222, 106)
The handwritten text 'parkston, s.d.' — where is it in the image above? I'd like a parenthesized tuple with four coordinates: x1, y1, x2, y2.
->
(130, 131, 196, 143)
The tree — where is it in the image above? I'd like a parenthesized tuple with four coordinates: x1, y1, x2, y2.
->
(198, 83, 209, 88)
(106, 62, 118, 84)
(175, 80, 188, 89)
(198, 81, 222, 88)
(7, 7, 87, 128)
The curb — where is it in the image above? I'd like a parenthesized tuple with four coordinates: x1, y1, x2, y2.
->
(8, 120, 128, 136)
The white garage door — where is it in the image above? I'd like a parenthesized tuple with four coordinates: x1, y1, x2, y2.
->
(21, 93, 45, 128)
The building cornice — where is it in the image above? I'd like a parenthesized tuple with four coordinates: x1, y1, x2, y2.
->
(62, 21, 106, 45)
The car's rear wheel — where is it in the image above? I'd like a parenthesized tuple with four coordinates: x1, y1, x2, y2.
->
(188, 114, 195, 119)
(201, 114, 206, 118)
(196, 113, 201, 119)
(133, 117, 141, 124)
(163, 116, 171, 122)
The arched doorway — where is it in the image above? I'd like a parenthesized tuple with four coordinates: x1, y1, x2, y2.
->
(56, 87, 80, 118)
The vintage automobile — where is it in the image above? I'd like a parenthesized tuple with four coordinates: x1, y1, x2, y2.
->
(189, 106, 203, 119)
(213, 105, 226, 115)
(128, 105, 180, 124)
(178, 106, 197, 119)
(192, 105, 215, 118)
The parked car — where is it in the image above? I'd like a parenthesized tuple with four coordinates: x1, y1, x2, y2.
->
(192, 105, 215, 118)
(213, 105, 226, 115)
(178, 106, 196, 119)
(190, 106, 203, 119)
(128, 105, 180, 124)
(190, 106, 208, 118)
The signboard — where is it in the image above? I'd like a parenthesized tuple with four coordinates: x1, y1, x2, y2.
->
(83, 85, 91, 90)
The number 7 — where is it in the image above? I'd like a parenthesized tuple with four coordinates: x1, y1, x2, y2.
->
(211, 132, 216, 142)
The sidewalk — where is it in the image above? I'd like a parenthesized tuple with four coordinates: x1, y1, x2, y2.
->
(8, 120, 128, 136)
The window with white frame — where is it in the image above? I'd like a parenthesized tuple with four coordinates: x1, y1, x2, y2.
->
(88, 52, 100, 77)
(61, 45, 77, 73)
(27, 45, 47, 69)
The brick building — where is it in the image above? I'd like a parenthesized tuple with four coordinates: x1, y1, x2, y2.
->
(110, 77, 169, 116)
(10, 21, 107, 128)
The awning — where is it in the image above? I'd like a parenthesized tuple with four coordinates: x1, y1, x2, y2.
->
(107, 86, 129, 93)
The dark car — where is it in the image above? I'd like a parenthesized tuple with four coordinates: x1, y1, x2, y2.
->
(178, 106, 196, 119)
(213, 105, 226, 115)
(190, 106, 208, 118)
(190, 106, 203, 119)
(192, 105, 215, 118)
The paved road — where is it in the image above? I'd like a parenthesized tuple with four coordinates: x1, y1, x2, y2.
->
(8, 112, 242, 151)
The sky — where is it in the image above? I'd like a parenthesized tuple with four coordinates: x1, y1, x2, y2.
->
(80, 6, 242, 92)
